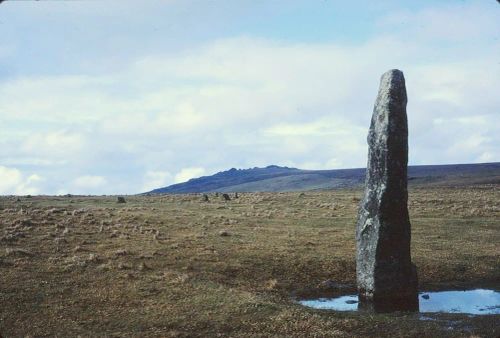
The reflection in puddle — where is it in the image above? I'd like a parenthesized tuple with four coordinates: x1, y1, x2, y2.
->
(301, 295, 359, 311)
(419, 289, 499, 314)
(299, 289, 500, 315)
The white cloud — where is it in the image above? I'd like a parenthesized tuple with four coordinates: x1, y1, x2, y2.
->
(477, 152, 495, 163)
(0, 166, 23, 194)
(378, 2, 499, 42)
(174, 167, 206, 184)
(0, 158, 66, 166)
(16, 174, 43, 195)
(0, 166, 42, 195)
(71, 175, 108, 194)
(142, 170, 173, 191)
(0, 75, 116, 123)
(0, 1, 498, 194)
(263, 118, 362, 137)
(21, 130, 86, 159)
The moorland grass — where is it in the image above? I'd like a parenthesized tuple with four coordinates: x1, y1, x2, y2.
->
(0, 186, 498, 337)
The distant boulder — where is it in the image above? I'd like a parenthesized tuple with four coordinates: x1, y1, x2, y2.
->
(221, 193, 231, 201)
(218, 230, 230, 236)
(117, 197, 126, 203)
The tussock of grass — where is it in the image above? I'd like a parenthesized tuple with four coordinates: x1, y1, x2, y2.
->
(5, 247, 33, 257)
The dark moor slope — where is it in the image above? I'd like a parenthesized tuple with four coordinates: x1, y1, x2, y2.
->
(148, 162, 500, 194)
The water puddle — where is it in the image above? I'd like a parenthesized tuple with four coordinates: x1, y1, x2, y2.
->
(299, 289, 500, 315)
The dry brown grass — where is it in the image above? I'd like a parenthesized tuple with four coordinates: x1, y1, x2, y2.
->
(0, 186, 499, 337)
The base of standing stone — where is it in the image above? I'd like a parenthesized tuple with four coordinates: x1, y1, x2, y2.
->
(358, 294, 419, 313)
(358, 265, 419, 312)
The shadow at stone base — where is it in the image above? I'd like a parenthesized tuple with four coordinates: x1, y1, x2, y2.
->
(358, 294, 419, 313)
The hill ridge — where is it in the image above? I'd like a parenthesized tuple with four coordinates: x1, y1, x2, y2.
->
(147, 162, 500, 194)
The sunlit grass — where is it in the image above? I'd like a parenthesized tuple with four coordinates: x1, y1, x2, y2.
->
(0, 186, 498, 337)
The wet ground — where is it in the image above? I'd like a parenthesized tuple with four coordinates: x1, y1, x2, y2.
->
(299, 289, 500, 315)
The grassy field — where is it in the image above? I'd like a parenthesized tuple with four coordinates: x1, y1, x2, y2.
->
(1, 186, 499, 337)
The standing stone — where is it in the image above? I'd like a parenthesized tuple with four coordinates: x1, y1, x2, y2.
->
(356, 69, 418, 312)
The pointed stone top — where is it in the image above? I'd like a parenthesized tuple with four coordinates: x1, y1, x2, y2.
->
(376, 69, 407, 108)
(380, 69, 405, 87)
(383, 68, 404, 77)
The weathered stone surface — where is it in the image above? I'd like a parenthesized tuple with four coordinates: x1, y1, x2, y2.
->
(356, 69, 418, 312)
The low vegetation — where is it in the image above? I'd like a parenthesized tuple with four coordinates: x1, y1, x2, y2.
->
(0, 186, 498, 337)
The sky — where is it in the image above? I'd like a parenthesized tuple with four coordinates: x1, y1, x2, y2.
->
(0, 0, 499, 195)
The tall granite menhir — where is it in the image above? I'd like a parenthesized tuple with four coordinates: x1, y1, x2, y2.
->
(356, 69, 418, 312)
